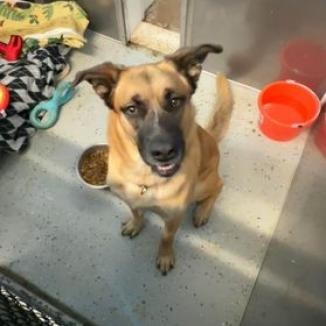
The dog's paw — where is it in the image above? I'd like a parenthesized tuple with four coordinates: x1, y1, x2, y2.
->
(156, 252, 175, 275)
(193, 215, 209, 228)
(121, 218, 144, 238)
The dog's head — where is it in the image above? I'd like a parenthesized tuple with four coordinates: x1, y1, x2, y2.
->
(73, 44, 222, 177)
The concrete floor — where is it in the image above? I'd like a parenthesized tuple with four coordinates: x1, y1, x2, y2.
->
(0, 32, 310, 326)
(241, 133, 326, 326)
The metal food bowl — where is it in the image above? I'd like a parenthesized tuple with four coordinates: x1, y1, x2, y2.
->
(76, 144, 110, 190)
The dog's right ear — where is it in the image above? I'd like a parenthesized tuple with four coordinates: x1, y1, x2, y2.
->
(72, 62, 123, 108)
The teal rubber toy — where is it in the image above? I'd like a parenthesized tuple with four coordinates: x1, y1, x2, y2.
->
(29, 81, 75, 129)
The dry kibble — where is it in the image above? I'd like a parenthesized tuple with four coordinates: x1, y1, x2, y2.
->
(80, 147, 108, 185)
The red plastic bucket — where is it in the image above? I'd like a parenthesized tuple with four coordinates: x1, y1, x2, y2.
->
(258, 80, 321, 141)
(280, 39, 326, 96)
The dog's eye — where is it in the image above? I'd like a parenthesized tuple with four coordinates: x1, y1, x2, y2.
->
(169, 97, 183, 110)
(124, 105, 138, 115)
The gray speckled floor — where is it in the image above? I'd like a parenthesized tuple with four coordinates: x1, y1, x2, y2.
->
(0, 32, 309, 326)
(241, 134, 326, 326)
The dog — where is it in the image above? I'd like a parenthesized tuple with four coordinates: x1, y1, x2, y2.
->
(73, 44, 234, 275)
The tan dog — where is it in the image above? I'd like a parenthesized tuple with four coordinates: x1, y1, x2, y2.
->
(73, 44, 234, 275)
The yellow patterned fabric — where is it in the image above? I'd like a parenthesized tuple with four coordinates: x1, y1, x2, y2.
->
(0, 0, 89, 48)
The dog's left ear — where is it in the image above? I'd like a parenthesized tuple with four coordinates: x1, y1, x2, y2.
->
(72, 62, 123, 108)
(166, 44, 223, 92)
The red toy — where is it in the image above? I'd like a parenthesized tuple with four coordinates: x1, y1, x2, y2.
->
(0, 83, 10, 116)
(0, 35, 23, 61)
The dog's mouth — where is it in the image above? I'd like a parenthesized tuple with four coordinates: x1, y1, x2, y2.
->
(153, 162, 180, 178)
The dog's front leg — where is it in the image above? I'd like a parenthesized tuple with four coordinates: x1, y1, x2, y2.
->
(156, 212, 184, 275)
(193, 175, 223, 227)
(121, 208, 144, 238)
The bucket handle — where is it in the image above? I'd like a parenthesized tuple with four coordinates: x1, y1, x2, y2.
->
(286, 82, 324, 128)
(292, 97, 325, 128)
(285, 79, 297, 84)
(321, 92, 326, 107)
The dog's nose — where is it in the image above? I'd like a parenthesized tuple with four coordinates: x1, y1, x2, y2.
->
(150, 141, 177, 162)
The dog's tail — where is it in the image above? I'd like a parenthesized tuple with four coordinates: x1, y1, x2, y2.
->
(206, 73, 234, 143)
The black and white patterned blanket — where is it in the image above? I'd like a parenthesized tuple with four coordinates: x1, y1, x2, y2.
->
(0, 45, 68, 153)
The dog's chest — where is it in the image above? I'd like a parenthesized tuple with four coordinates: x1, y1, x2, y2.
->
(107, 155, 194, 210)
(107, 175, 154, 208)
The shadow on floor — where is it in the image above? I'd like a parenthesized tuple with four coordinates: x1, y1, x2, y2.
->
(241, 136, 326, 326)
(1, 131, 326, 325)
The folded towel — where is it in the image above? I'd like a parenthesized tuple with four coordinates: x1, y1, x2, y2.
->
(0, 0, 89, 48)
